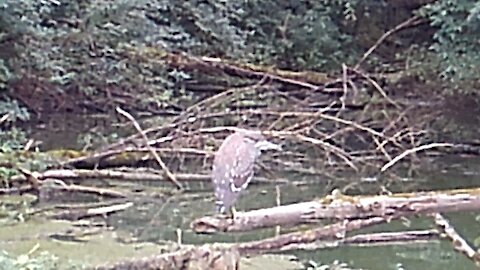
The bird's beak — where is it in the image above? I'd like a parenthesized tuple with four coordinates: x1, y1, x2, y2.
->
(255, 140, 282, 151)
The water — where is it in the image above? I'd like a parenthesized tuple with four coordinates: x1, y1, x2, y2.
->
(2, 115, 479, 269)
(2, 158, 479, 269)
(103, 155, 480, 269)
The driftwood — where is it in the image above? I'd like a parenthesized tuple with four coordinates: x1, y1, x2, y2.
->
(192, 188, 480, 233)
(11, 169, 207, 183)
(235, 216, 398, 255)
(10, 168, 286, 185)
(16, 168, 127, 197)
(93, 225, 438, 270)
(49, 201, 134, 221)
(58, 147, 209, 168)
(434, 213, 480, 267)
(246, 229, 439, 252)
(92, 224, 439, 270)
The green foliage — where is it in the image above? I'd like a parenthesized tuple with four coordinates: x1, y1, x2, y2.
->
(0, 96, 31, 181)
(0, 97, 29, 155)
(0, 98, 30, 123)
(239, 1, 359, 70)
(419, 0, 480, 88)
(0, 0, 360, 110)
(0, 127, 27, 152)
(0, 59, 13, 89)
(1, 0, 478, 110)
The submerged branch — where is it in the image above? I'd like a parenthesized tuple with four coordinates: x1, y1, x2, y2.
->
(50, 201, 134, 221)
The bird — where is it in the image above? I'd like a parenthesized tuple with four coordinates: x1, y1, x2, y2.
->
(211, 129, 281, 216)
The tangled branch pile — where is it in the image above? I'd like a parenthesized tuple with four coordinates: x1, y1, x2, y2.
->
(75, 49, 444, 186)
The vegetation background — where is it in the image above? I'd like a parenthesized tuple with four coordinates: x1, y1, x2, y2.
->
(0, 0, 479, 269)
(0, 0, 478, 129)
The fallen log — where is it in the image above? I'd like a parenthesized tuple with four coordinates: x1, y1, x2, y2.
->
(192, 188, 480, 233)
(93, 220, 439, 269)
(10, 168, 286, 185)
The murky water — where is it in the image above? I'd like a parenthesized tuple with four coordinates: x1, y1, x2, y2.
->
(2, 115, 479, 269)
(104, 155, 479, 269)
(2, 157, 479, 269)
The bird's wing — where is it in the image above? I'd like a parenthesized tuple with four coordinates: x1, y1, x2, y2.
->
(229, 142, 256, 191)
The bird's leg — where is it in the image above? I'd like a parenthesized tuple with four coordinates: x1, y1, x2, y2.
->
(230, 206, 237, 219)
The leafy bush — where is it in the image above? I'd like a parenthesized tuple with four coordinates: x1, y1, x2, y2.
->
(419, 0, 480, 89)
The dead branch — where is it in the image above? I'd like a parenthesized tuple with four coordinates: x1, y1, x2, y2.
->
(0, 113, 8, 125)
(154, 50, 331, 89)
(349, 68, 399, 108)
(380, 142, 455, 172)
(16, 167, 126, 198)
(50, 201, 133, 220)
(234, 217, 388, 255)
(341, 229, 439, 246)
(0, 186, 34, 194)
(116, 107, 183, 189)
(39, 178, 127, 198)
(258, 229, 440, 252)
(434, 213, 480, 267)
(182, 79, 272, 117)
(191, 188, 480, 233)
(92, 227, 439, 270)
(58, 147, 211, 168)
(9, 168, 286, 185)
(354, 15, 426, 69)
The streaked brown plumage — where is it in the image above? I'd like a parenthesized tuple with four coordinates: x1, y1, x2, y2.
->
(212, 130, 281, 214)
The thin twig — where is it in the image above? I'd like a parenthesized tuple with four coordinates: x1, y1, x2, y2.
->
(380, 143, 454, 172)
(116, 107, 183, 189)
(354, 15, 425, 69)
(295, 134, 358, 171)
(350, 68, 399, 108)
(0, 113, 9, 125)
(199, 110, 386, 138)
(42, 178, 127, 198)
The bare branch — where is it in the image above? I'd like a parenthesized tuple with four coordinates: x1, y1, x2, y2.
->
(116, 107, 183, 189)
